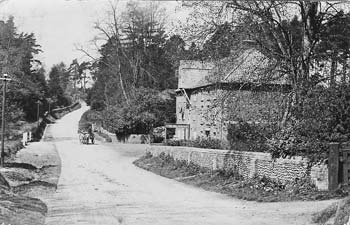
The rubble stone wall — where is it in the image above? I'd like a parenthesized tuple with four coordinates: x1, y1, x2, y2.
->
(146, 145, 329, 191)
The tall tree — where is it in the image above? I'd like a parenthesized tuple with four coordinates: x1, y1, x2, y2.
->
(180, 1, 350, 124)
(48, 63, 70, 107)
(0, 17, 48, 121)
(84, 1, 174, 107)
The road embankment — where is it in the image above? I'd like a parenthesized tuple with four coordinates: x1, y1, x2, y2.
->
(0, 103, 81, 225)
(0, 140, 60, 225)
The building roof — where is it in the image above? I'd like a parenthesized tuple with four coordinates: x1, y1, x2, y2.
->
(176, 81, 291, 94)
(178, 49, 289, 91)
(211, 49, 288, 85)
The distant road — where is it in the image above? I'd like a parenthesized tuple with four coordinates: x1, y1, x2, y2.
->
(42, 104, 335, 225)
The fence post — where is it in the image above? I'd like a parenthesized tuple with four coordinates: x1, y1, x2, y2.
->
(22, 133, 28, 146)
(328, 142, 339, 191)
(28, 132, 32, 142)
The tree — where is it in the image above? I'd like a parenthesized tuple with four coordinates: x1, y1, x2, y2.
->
(180, 1, 350, 125)
(48, 63, 71, 107)
(0, 17, 49, 121)
(68, 59, 91, 91)
(102, 88, 175, 136)
(201, 22, 236, 60)
(83, 0, 176, 107)
(120, 1, 168, 88)
(314, 11, 350, 84)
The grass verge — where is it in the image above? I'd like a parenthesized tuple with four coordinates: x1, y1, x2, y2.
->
(134, 152, 348, 202)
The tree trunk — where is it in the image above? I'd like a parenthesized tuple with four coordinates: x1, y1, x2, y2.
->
(330, 58, 337, 86)
(300, 2, 318, 85)
(281, 92, 293, 127)
(342, 60, 347, 84)
(116, 59, 130, 105)
(82, 74, 86, 92)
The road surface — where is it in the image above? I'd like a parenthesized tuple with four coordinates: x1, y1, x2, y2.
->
(42, 104, 335, 225)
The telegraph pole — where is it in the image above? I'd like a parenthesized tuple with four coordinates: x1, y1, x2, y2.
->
(0, 74, 11, 167)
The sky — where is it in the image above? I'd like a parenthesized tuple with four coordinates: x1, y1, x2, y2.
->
(0, 0, 181, 71)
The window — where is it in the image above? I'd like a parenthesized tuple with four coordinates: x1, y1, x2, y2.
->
(205, 130, 210, 137)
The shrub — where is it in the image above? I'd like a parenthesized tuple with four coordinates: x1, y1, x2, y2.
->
(268, 84, 350, 161)
(192, 137, 223, 149)
(165, 137, 224, 149)
(267, 122, 329, 161)
(90, 100, 105, 111)
(227, 121, 277, 152)
(151, 135, 164, 143)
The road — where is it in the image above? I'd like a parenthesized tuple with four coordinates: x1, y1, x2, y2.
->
(42, 104, 335, 225)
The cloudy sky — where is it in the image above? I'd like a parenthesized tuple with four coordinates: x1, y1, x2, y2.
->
(0, 0, 181, 71)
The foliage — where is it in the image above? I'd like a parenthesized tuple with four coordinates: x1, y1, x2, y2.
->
(87, 1, 201, 110)
(107, 88, 175, 135)
(47, 63, 72, 108)
(150, 126, 165, 143)
(90, 100, 105, 111)
(0, 17, 53, 122)
(227, 121, 277, 152)
(86, 88, 175, 138)
(181, 2, 350, 87)
(268, 84, 350, 161)
(166, 137, 224, 150)
(68, 59, 91, 91)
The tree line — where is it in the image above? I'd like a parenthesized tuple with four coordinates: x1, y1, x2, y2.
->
(85, 1, 350, 160)
(180, 1, 350, 160)
(0, 17, 81, 127)
(84, 1, 201, 137)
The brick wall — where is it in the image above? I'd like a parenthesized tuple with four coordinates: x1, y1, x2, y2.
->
(146, 145, 329, 191)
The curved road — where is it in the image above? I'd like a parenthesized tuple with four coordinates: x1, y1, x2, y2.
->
(42, 104, 335, 225)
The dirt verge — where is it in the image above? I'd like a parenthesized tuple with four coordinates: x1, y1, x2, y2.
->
(0, 103, 80, 225)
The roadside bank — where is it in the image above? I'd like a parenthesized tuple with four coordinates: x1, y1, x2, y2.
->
(0, 103, 81, 225)
(134, 151, 346, 202)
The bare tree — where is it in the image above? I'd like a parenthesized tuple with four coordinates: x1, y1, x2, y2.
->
(180, 1, 350, 125)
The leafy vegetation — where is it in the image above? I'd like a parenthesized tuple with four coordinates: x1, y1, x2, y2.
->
(312, 197, 350, 225)
(166, 137, 225, 150)
(87, 87, 176, 140)
(0, 17, 78, 125)
(81, 1, 350, 165)
(82, 2, 205, 136)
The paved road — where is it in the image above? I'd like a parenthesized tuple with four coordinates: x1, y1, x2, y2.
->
(42, 104, 336, 225)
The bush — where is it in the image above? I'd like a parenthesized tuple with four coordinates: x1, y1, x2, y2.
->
(267, 122, 329, 161)
(165, 137, 224, 149)
(227, 121, 277, 152)
(192, 137, 223, 149)
(268, 84, 350, 161)
(90, 100, 105, 111)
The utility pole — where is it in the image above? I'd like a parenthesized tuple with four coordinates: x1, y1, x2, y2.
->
(0, 74, 11, 167)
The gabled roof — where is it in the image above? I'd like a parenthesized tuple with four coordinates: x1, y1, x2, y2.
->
(178, 49, 289, 92)
(211, 49, 288, 85)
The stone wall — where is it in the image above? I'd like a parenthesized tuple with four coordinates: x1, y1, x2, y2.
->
(146, 145, 329, 191)
(176, 87, 288, 141)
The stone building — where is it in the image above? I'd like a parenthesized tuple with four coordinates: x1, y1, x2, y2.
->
(171, 50, 291, 142)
